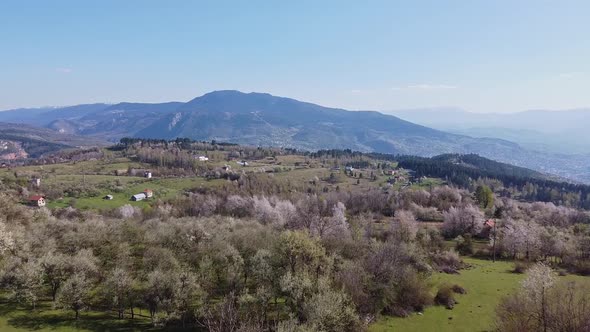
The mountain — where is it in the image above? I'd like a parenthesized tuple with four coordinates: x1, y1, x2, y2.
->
(2, 91, 590, 183)
(0, 122, 108, 159)
(0, 102, 183, 142)
(391, 108, 590, 154)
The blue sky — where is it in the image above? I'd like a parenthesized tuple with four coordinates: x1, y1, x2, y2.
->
(1, 0, 589, 113)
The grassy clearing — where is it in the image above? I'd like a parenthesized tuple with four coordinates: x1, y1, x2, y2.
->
(49, 177, 226, 210)
(0, 298, 160, 332)
(370, 258, 590, 332)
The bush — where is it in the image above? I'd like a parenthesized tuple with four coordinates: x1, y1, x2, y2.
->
(512, 261, 531, 274)
(455, 234, 474, 255)
(434, 284, 456, 309)
(431, 250, 462, 273)
(451, 284, 467, 294)
(570, 260, 590, 276)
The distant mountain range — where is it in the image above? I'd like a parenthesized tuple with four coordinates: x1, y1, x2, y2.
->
(392, 108, 590, 155)
(1, 90, 590, 183)
(0, 122, 107, 159)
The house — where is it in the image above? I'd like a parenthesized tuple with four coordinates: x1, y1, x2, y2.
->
(31, 178, 41, 187)
(144, 171, 152, 179)
(237, 160, 249, 167)
(197, 156, 209, 161)
(222, 164, 232, 171)
(28, 195, 46, 207)
(345, 166, 355, 172)
(481, 219, 496, 237)
(103, 195, 113, 200)
(0, 162, 7, 168)
(144, 189, 153, 198)
(131, 193, 147, 201)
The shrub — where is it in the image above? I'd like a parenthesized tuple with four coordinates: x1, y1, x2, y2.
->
(451, 284, 467, 294)
(512, 261, 531, 274)
(431, 250, 462, 273)
(569, 260, 590, 276)
(434, 284, 456, 309)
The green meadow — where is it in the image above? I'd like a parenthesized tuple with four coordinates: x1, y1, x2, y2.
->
(370, 258, 590, 332)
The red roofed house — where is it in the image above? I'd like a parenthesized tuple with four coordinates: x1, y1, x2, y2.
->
(28, 195, 46, 207)
(481, 219, 496, 237)
(143, 189, 153, 198)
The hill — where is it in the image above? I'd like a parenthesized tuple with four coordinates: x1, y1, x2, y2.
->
(392, 108, 590, 154)
(0, 122, 107, 159)
(2, 91, 590, 182)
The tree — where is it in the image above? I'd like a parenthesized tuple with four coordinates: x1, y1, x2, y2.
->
(475, 185, 494, 209)
(104, 268, 133, 319)
(496, 263, 555, 332)
(302, 278, 363, 332)
(442, 205, 484, 238)
(173, 270, 202, 327)
(520, 263, 555, 332)
(55, 273, 92, 320)
(40, 251, 70, 302)
(4, 259, 44, 309)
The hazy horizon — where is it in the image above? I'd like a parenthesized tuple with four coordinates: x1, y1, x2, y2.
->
(1, 89, 589, 115)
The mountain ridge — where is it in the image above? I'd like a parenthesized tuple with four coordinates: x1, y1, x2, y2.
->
(1, 90, 589, 183)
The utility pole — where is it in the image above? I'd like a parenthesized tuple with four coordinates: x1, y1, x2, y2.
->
(492, 219, 497, 262)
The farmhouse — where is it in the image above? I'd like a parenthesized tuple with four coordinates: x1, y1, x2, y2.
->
(197, 156, 209, 161)
(103, 195, 113, 200)
(28, 195, 46, 207)
(144, 189, 153, 198)
(131, 193, 147, 201)
(144, 171, 152, 179)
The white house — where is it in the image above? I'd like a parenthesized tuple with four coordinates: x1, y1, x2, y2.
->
(144, 189, 153, 198)
(197, 156, 209, 161)
(131, 193, 147, 201)
(31, 178, 41, 187)
(144, 171, 152, 179)
(28, 195, 46, 207)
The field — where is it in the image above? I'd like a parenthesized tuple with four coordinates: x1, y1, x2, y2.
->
(370, 258, 590, 332)
(0, 298, 157, 332)
(0, 153, 436, 211)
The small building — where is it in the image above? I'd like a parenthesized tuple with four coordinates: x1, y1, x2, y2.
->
(28, 195, 46, 207)
(0, 162, 7, 168)
(131, 193, 147, 201)
(481, 219, 496, 237)
(103, 195, 114, 200)
(144, 171, 152, 179)
(237, 160, 249, 167)
(222, 164, 232, 171)
(197, 156, 209, 161)
(345, 166, 355, 172)
(31, 178, 41, 187)
(143, 189, 153, 198)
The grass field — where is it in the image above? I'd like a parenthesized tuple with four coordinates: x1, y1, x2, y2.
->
(0, 298, 157, 332)
(370, 258, 590, 332)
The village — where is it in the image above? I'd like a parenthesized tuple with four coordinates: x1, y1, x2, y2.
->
(0, 147, 434, 212)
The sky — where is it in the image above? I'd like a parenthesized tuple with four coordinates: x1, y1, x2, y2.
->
(1, 0, 589, 113)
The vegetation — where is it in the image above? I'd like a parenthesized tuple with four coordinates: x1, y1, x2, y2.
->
(0, 141, 588, 331)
